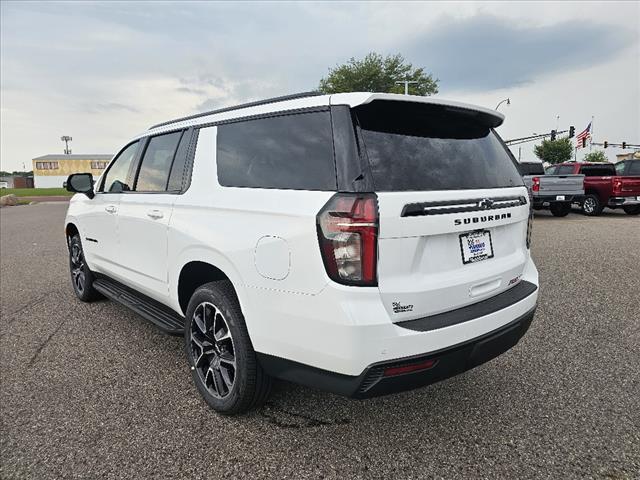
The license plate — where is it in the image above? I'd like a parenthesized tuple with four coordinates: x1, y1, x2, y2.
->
(556, 195, 565, 201)
(459, 230, 494, 265)
(637, 196, 640, 201)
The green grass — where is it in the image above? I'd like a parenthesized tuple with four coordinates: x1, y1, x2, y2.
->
(0, 187, 72, 197)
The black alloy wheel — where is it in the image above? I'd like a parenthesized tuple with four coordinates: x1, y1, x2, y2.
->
(189, 301, 237, 399)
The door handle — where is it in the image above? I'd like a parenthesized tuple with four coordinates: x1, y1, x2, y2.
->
(147, 209, 164, 220)
(105, 205, 117, 214)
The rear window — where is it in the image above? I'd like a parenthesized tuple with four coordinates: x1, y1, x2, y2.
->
(555, 165, 575, 175)
(354, 101, 523, 191)
(580, 165, 615, 176)
(216, 111, 336, 190)
(519, 163, 545, 175)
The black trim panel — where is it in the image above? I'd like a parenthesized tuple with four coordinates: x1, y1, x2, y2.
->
(257, 307, 536, 399)
(402, 196, 527, 217)
(396, 280, 537, 332)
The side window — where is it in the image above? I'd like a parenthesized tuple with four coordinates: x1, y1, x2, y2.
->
(101, 141, 139, 193)
(615, 162, 626, 175)
(628, 161, 640, 175)
(166, 130, 192, 191)
(216, 111, 336, 190)
(135, 131, 183, 192)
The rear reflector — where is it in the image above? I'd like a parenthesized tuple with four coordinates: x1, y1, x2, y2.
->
(383, 358, 438, 377)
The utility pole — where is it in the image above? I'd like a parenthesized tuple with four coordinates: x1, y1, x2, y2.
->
(395, 79, 419, 95)
(61, 135, 72, 155)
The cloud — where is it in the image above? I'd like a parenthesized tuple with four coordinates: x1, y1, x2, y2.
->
(404, 14, 636, 91)
(82, 102, 140, 114)
(0, 2, 638, 171)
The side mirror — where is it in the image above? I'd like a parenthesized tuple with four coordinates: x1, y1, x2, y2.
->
(66, 173, 95, 199)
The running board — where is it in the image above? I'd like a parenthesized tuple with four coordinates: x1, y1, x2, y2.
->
(93, 277, 185, 335)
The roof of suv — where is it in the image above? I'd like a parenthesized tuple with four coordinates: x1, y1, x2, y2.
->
(140, 92, 505, 139)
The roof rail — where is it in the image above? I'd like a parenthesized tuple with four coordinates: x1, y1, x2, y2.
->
(149, 91, 323, 130)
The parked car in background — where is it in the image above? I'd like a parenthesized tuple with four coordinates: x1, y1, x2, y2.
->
(64, 92, 538, 414)
(519, 161, 584, 217)
(547, 162, 640, 215)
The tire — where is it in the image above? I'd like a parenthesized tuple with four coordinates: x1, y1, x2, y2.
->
(623, 205, 640, 215)
(68, 234, 101, 302)
(550, 203, 571, 217)
(581, 195, 603, 216)
(184, 280, 272, 415)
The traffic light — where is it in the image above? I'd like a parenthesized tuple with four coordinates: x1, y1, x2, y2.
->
(550, 130, 556, 141)
(604, 141, 608, 148)
(569, 126, 575, 138)
(622, 142, 627, 149)
(582, 138, 587, 148)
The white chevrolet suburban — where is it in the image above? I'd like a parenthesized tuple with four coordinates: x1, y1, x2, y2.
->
(64, 92, 539, 414)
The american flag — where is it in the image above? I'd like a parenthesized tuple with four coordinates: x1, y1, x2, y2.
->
(576, 122, 591, 149)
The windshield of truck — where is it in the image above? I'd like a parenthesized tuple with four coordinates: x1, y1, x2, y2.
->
(354, 101, 523, 191)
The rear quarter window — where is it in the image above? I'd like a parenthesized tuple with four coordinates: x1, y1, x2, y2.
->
(354, 101, 523, 191)
(216, 111, 336, 190)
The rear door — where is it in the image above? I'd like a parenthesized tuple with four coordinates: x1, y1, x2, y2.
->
(115, 130, 188, 301)
(353, 100, 530, 321)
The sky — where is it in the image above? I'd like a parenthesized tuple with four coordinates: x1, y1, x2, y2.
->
(1, 1, 638, 172)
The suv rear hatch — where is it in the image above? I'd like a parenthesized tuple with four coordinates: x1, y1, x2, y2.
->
(353, 100, 531, 322)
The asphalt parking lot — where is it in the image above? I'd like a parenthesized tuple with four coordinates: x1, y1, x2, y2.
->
(1, 203, 638, 479)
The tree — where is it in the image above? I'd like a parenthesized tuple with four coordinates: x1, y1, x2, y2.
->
(534, 138, 574, 164)
(583, 151, 608, 163)
(318, 52, 438, 96)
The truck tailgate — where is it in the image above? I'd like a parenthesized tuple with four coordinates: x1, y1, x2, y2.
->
(539, 175, 584, 195)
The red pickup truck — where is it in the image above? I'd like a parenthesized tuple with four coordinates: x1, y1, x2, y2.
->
(547, 161, 640, 216)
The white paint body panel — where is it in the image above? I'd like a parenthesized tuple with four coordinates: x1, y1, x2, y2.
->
(65, 93, 537, 378)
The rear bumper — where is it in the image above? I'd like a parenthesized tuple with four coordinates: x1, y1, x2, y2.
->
(532, 194, 579, 206)
(608, 196, 640, 206)
(258, 307, 536, 398)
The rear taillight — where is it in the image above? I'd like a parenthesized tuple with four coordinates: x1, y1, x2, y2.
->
(612, 177, 623, 194)
(317, 193, 378, 286)
(531, 177, 540, 192)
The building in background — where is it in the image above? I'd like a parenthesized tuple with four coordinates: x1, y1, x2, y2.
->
(32, 154, 112, 188)
(0, 175, 34, 188)
(615, 151, 640, 163)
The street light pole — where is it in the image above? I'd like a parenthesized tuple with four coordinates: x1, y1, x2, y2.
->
(395, 79, 419, 95)
(61, 135, 72, 155)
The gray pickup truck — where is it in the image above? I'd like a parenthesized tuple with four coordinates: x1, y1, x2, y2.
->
(519, 162, 585, 217)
